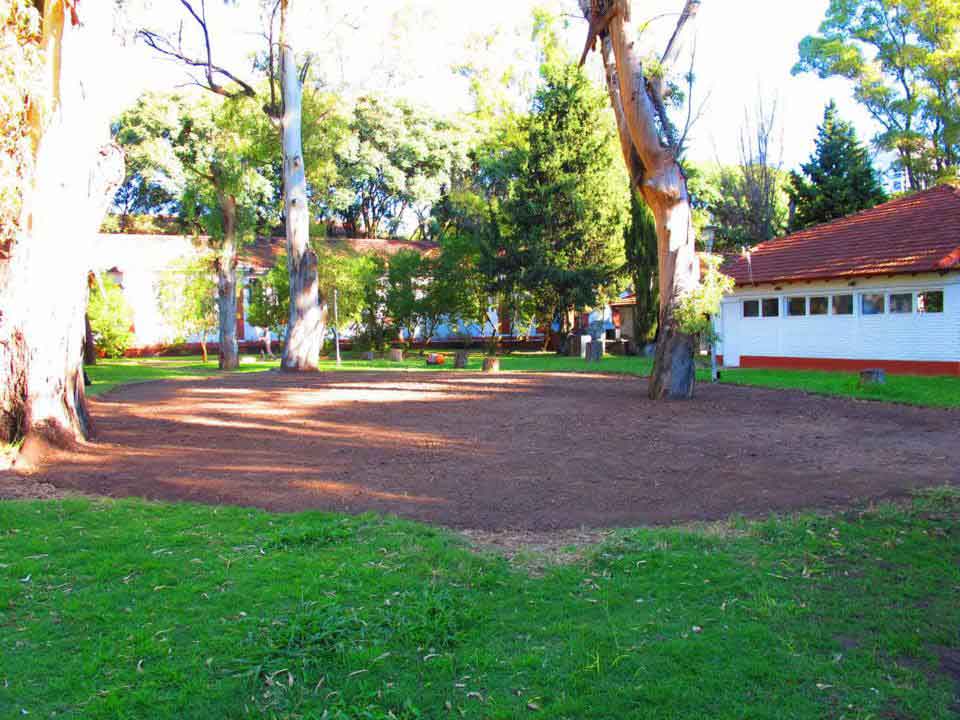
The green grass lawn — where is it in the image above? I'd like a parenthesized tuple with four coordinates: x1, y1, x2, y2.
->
(85, 356, 280, 397)
(87, 352, 960, 408)
(1, 491, 958, 718)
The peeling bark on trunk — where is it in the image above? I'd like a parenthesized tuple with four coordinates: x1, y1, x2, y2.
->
(581, 0, 700, 400)
(279, 0, 324, 372)
(215, 193, 240, 371)
(0, 2, 124, 451)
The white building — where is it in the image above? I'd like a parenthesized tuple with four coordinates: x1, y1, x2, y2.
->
(716, 184, 960, 376)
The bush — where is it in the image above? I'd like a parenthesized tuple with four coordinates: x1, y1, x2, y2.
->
(88, 277, 135, 358)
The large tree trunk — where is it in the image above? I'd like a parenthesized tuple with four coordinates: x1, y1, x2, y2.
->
(83, 313, 97, 366)
(216, 194, 240, 370)
(279, 0, 325, 372)
(583, 0, 700, 399)
(0, 2, 124, 452)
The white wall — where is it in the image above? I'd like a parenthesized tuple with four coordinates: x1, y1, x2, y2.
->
(717, 273, 960, 366)
(90, 234, 201, 346)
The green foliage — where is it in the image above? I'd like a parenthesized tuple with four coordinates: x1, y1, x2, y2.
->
(507, 57, 629, 330)
(788, 101, 887, 230)
(674, 254, 735, 340)
(623, 192, 659, 342)
(246, 258, 289, 336)
(384, 248, 426, 343)
(353, 253, 392, 352)
(0, 0, 42, 246)
(2, 492, 958, 717)
(795, 0, 960, 189)
(687, 162, 790, 250)
(329, 97, 464, 238)
(156, 252, 218, 345)
(88, 276, 134, 359)
(316, 244, 374, 334)
(113, 91, 275, 246)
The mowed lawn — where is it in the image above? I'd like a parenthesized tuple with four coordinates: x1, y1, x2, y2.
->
(86, 352, 960, 408)
(1, 492, 958, 719)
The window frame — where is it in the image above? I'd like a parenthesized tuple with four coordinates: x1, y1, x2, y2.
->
(888, 292, 913, 314)
(917, 289, 945, 315)
(831, 294, 854, 316)
(809, 296, 829, 316)
(860, 292, 886, 316)
(761, 297, 780, 318)
(742, 299, 760, 318)
(786, 296, 807, 317)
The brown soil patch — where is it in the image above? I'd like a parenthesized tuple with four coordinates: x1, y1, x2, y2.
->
(4, 371, 958, 530)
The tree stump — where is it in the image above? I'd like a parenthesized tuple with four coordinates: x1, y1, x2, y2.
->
(859, 368, 886, 385)
(482, 357, 500, 373)
(387, 348, 404, 362)
(426, 353, 445, 366)
(454, 350, 469, 369)
(360, 351, 375, 361)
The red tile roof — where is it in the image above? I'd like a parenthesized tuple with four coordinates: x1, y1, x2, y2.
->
(721, 184, 960, 285)
(243, 236, 438, 271)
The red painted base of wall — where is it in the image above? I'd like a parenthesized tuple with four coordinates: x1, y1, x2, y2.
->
(733, 355, 960, 377)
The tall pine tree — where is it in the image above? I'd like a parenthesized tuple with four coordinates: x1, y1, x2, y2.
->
(788, 101, 886, 231)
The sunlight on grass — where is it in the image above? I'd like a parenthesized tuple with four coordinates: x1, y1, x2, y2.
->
(85, 352, 960, 408)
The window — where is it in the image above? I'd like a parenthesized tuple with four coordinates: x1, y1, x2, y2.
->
(787, 297, 807, 316)
(889, 293, 913, 314)
(832, 295, 853, 315)
(809, 296, 829, 315)
(762, 298, 780, 317)
(918, 290, 944, 314)
(743, 299, 760, 318)
(861, 293, 885, 315)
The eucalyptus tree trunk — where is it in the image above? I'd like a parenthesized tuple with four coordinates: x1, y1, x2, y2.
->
(215, 192, 240, 371)
(0, 1, 124, 452)
(580, 0, 701, 399)
(279, 0, 325, 372)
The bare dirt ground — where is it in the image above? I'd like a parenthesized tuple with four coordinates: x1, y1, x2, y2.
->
(2, 371, 957, 530)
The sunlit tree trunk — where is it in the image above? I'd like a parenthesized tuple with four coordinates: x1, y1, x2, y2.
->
(0, 2, 124, 452)
(581, 0, 700, 399)
(279, 0, 325, 371)
(215, 191, 240, 370)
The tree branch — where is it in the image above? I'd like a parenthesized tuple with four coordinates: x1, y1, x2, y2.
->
(138, 0, 256, 100)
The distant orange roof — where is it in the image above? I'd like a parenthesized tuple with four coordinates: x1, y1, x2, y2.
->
(243, 236, 439, 271)
(721, 184, 960, 285)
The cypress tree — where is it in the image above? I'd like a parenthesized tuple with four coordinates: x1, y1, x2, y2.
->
(788, 101, 886, 231)
(623, 191, 659, 343)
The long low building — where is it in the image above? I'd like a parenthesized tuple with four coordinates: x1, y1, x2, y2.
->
(717, 184, 960, 376)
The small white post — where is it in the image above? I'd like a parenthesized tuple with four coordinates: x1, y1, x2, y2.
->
(333, 287, 341, 366)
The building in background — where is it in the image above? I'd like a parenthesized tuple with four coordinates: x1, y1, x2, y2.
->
(716, 184, 960, 376)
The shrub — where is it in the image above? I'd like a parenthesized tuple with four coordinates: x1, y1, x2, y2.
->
(88, 276, 134, 358)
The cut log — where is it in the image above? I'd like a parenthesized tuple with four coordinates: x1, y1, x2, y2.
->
(387, 348, 404, 362)
(454, 350, 469, 369)
(360, 351, 375, 361)
(482, 357, 500, 373)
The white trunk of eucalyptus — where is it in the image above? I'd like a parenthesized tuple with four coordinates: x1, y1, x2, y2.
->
(580, 0, 701, 399)
(279, 0, 325, 371)
(0, 2, 124, 454)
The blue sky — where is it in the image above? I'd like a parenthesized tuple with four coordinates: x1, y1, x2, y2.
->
(125, 0, 882, 173)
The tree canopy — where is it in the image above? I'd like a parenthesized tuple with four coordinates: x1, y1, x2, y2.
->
(788, 101, 887, 231)
(795, 0, 960, 190)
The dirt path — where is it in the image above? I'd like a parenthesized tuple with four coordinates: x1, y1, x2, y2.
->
(4, 371, 957, 530)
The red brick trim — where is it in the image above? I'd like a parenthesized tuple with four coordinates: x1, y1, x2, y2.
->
(736, 355, 960, 377)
